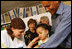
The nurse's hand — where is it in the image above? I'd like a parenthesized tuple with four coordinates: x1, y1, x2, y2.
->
(26, 37, 39, 48)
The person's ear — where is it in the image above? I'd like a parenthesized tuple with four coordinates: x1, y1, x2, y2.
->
(45, 29, 49, 34)
(11, 27, 15, 31)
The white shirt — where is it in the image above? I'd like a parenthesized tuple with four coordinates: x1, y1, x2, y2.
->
(1, 30, 26, 48)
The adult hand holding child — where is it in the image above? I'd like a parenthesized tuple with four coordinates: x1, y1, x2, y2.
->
(26, 37, 40, 48)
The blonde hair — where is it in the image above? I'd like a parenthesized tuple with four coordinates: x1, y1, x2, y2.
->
(40, 16, 49, 22)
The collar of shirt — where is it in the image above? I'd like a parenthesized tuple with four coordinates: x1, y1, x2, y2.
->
(56, 2, 64, 15)
(52, 2, 64, 19)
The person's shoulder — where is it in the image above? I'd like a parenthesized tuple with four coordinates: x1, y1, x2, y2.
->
(62, 4, 71, 18)
(1, 29, 7, 32)
(1, 30, 7, 35)
(63, 4, 71, 12)
(62, 3, 71, 14)
(1, 30, 8, 42)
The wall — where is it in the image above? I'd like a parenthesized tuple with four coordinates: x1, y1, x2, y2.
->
(1, 1, 41, 14)
(1, 1, 71, 14)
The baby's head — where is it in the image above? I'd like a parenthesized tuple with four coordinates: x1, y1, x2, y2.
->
(36, 24, 50, 40)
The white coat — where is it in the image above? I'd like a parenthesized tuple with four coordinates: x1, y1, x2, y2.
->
(1, 30, 26, 48)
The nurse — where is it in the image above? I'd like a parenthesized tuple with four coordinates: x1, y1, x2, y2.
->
(1, 18, 39, 48)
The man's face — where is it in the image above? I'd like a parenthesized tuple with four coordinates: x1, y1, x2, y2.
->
(29, 23, 35, 30)
(42, 1, 60, 15)
(36, 27, 48, 40)
(12, 28, 25, 38)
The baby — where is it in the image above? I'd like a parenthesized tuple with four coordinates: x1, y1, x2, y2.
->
(34, 24, 51, 48)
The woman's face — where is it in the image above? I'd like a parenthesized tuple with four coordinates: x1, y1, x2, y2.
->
(12, 28, 25, 38)
(36, 27, 48, 40)
(29, 23, 35, 30)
